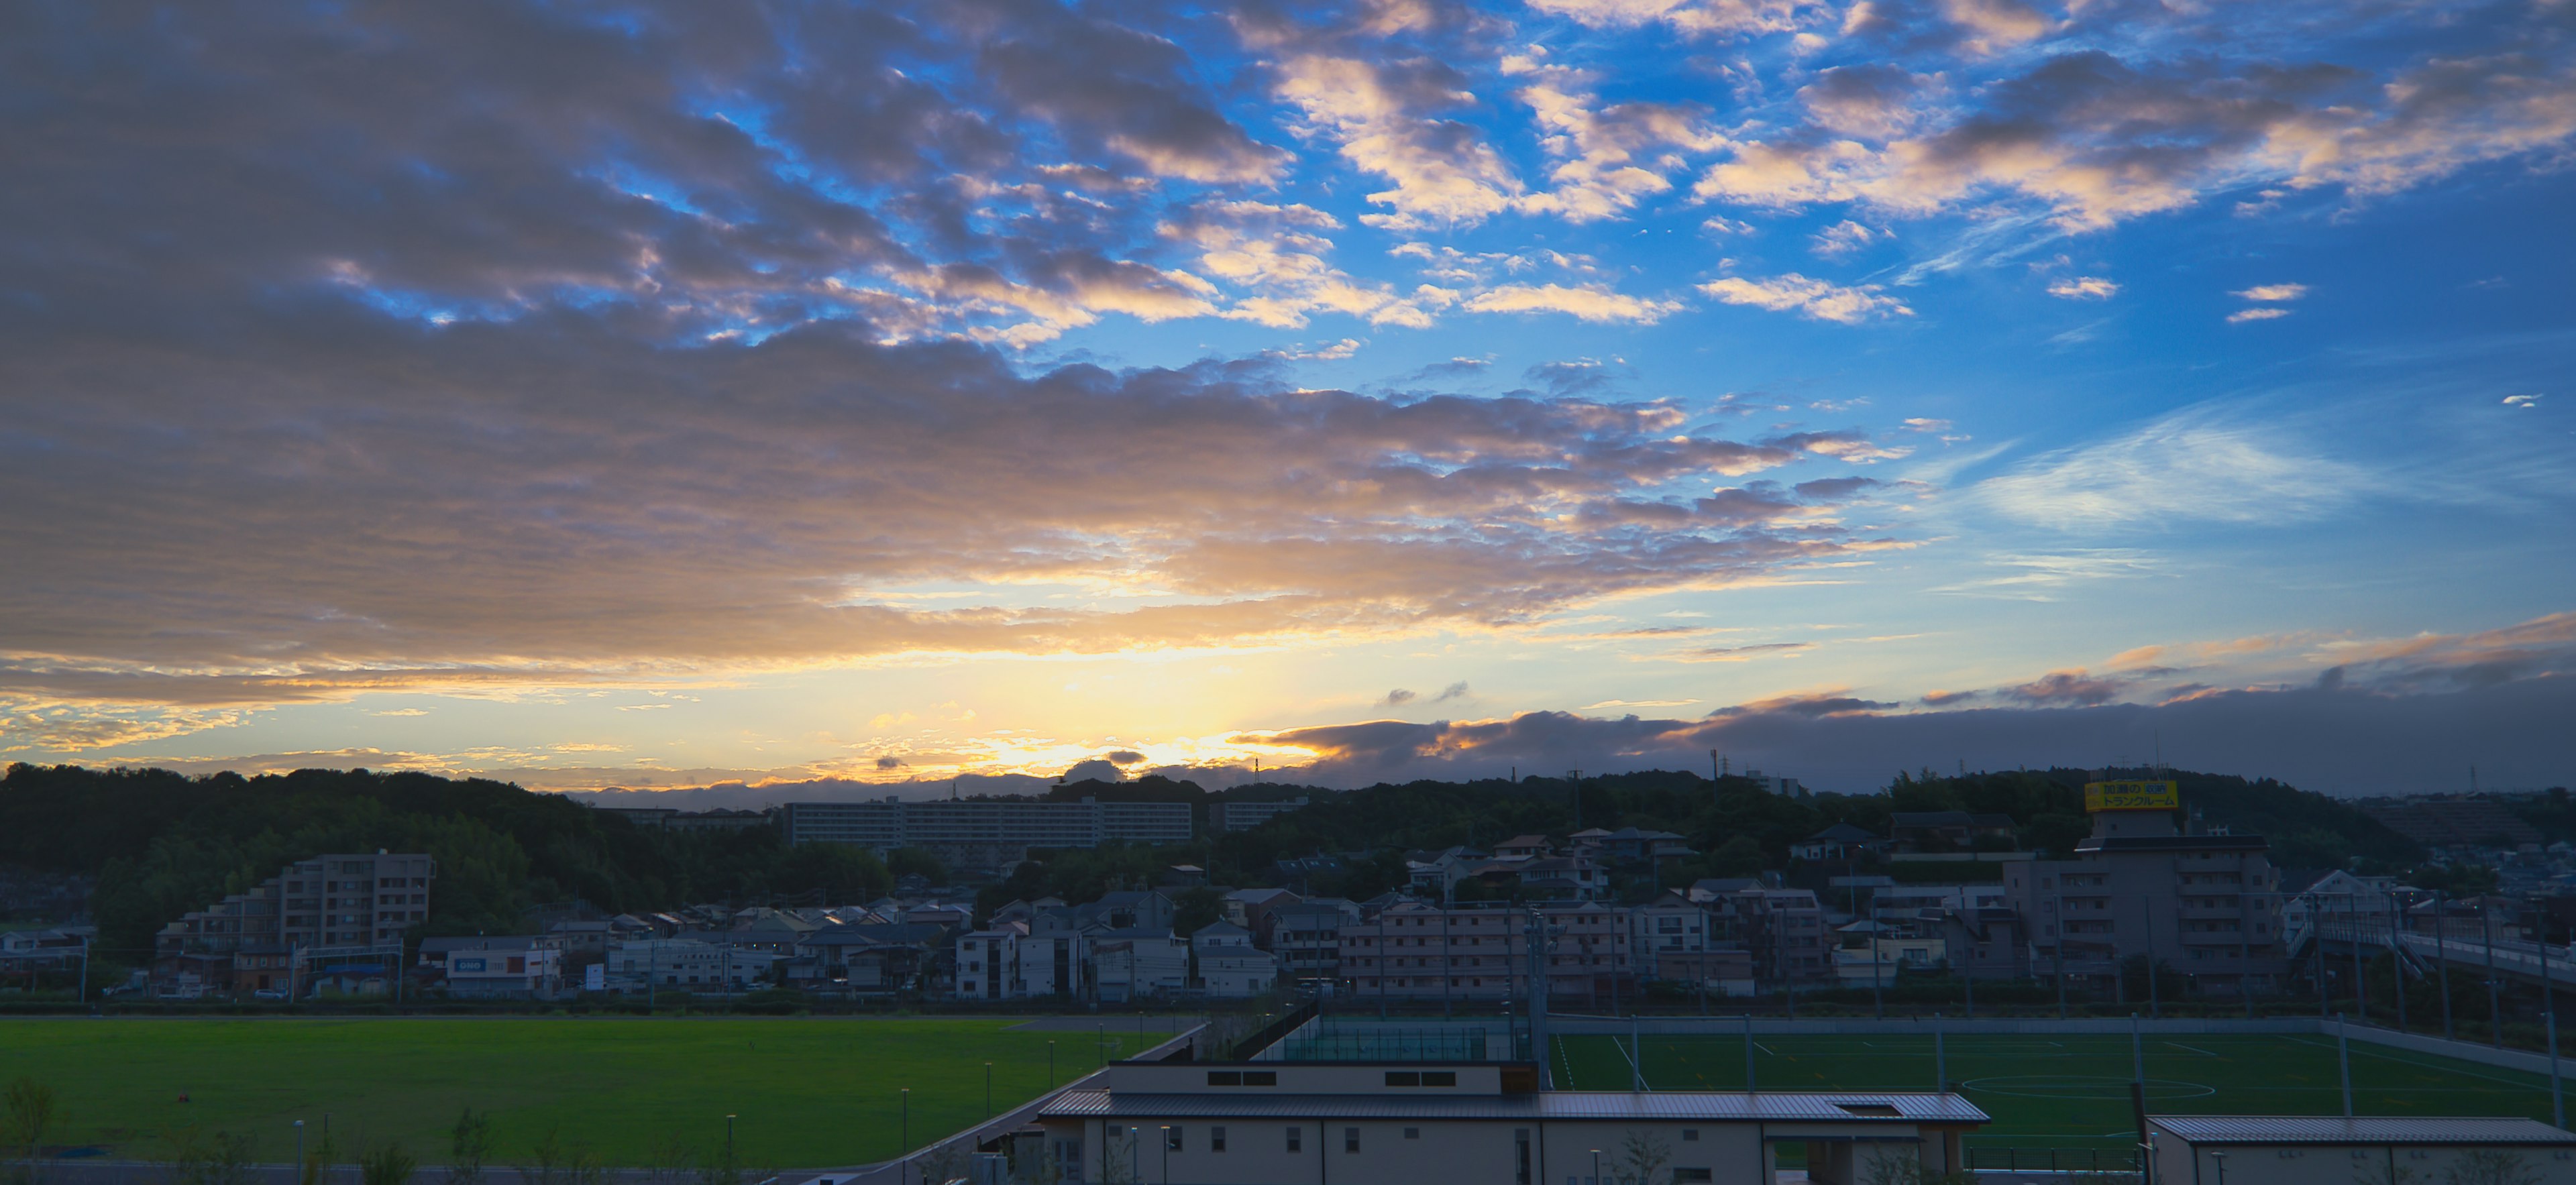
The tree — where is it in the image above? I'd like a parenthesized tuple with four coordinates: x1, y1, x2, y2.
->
(3, 1078, 58, 1185)
(446, 1107, 492, 1185)
(358, 1144, 415, 1185)
(2445, 1150, 2540, 1185)
(1617, 1129, 1672, 1185)
(1172, 887, 1225, 937)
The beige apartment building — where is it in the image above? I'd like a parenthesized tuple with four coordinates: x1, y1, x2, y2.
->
(154, 851, 436, 993)
(1340, 901, 1631, 1004)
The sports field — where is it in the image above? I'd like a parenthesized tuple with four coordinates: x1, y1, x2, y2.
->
(3, 1017, 1167, 1168)
(1554, 1031, 2563, 1155)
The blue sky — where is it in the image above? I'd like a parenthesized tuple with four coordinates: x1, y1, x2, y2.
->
(1, 0, 2571, 795)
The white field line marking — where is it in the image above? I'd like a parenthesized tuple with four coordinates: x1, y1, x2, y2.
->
(2161, 1042, 2219, 1057)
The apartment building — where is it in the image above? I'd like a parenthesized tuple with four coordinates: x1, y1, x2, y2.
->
(1269, 899, 1361, 986)
(1212, 797, 1311, 832)
(2002, 780, 2289, 996)
(1340, 902, 1631, 1003)
(152, 851, 437, 993)
(955, 922, 1026, 1000)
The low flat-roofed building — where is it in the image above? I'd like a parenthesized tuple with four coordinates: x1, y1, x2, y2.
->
(1036, 1059, 1986, 1185)
(2149, 1117, 2576, 1185)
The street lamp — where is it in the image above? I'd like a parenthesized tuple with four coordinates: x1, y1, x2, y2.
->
(900, 1088, 910, 1155)
(985, 1061, 994, 1119)
(2213, 1151, 2229, 1185)
(1160, 1125, 1172, 1185)
(294, 1120, 305, 1185)
(1593, 1147, 1603, 1185)
(725, 1115, 736, 1161)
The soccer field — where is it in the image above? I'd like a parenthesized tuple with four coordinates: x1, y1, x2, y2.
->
(1553, 1031, 2563, 1153)
(3, 1017, 1163, 1168)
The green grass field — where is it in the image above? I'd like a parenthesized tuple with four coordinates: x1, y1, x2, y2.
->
(3, 1017, 1164, 1168)
(1554, 1031, 2563, 1155)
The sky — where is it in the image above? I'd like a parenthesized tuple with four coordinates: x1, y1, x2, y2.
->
(3, 0, 2573, 799)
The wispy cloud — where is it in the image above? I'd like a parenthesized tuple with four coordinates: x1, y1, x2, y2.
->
(1974, 405, 2368, 528)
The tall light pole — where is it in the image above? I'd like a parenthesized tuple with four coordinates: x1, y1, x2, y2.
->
(900, 1088, 910, 1157)
(984, 1062, 994, 1120)
(1048, 1040, 1057, 1089)
(1160, 1125, 1171, 1185)
(1592, 1147, 1603, 1185)
(295, 1120, 305, 1185)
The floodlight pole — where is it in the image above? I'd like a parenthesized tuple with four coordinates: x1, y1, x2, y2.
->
(2550, 1010, 2565, 1129)
(2485, 901, 2503, 1049)
(296, 1120, 305, 1181)
(2131, 1013, 2144, 1090)
(2436, 891, 2455, 1040)
(2391, 890, 2410, 1033)
(1049, 1040, 1057, 1090)
(1935, 1013, 1947, 1090)
(1743, 1013, 1756, 1092)
(900, 1088, 910, 1155)
(2337, 1012, 2354, 1118)
(985, 1062, 994, 1119)
(2054, 886, 2068, 1019)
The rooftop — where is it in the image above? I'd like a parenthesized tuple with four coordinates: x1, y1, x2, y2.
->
(2150, 1117, 2576, 1145)
(1043, 1089, 1988, 1124)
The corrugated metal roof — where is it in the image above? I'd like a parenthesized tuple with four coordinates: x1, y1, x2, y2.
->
(2151, 1117, 2576, 1145)
(1040, 1091, 1987, 1124)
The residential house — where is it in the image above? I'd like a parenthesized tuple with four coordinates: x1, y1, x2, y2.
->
(1191, 921, 1278, 998)
(1224, 887, 1302, 938)
(1888, 811, 2019, 853)
(1093, 928, 1190, 1003)
(1492, 835, 1554, 861)
(1625, 889, 1713, 982)
(955, 921, 1027, 1001)
(1791, 824, 1883, 863)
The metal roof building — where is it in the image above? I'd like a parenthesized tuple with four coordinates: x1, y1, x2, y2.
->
(2149, 1115, 2576, 1185)
(1032, 1059, 1988, 1185)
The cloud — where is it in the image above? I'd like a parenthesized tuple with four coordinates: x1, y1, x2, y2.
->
(875, 755, 906, 770)
(1381, 688, 1419, 706)
(1272, 54, 1524, 229)
(2234, 284, 2309, 302)
(1523, 0, 1810, 38)
(1809, 220, 1886, 258)
(7, 306, 1911, 711)
(2047, 277, 2118, 300)
(1699, 274, 1913, 323)
(1693, 36, 2576, 232)
(1463, 284, 1686, 323)
(1974, 404, 2367, 528)
(2226, 307, 2294, 323)
(1432, 681, 1472, 702)
(2505, 394, 2542, 408)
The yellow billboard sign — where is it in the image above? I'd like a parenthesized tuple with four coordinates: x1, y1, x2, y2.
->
(2085, 779, 2179, 812)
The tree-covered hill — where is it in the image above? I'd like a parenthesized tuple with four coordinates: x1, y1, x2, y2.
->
(0, 764, 891, 956)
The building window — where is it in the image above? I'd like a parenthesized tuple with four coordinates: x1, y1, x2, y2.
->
(1403, 1127, 1420, 1139)
(1675, 1170, 1714, 1182)
(1210, 1127, 1226, 1152)
(1164, 1128, 1182, 1152)
(1287, 1128, 1301, 1153)
(1682, 1130, 1699, 1141)
(1344, 1128, 1360, 1153)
